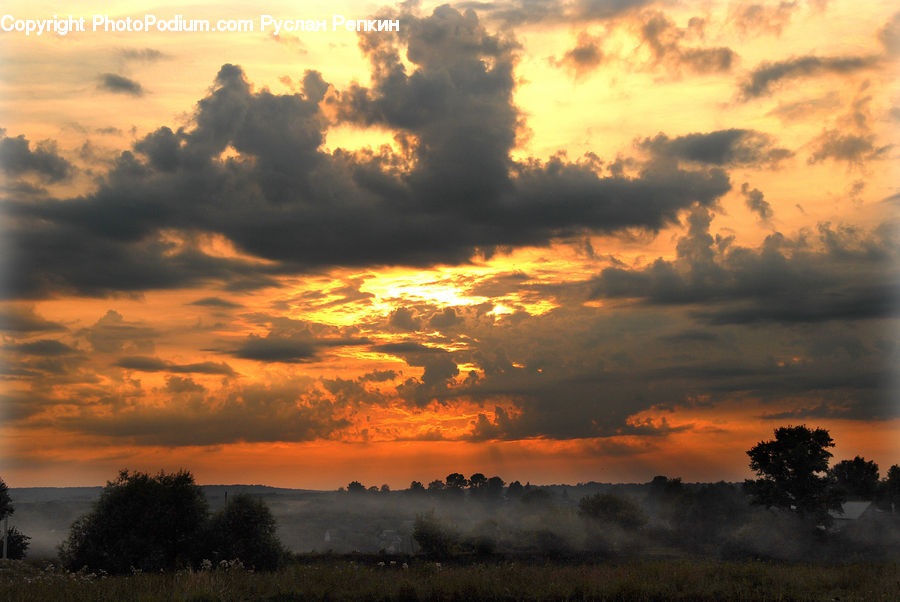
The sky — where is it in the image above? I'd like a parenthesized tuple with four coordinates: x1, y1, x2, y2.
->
(0, 0, 898, 489)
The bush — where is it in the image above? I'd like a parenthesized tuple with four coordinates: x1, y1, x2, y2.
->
(413, 511, 460, 558)
(4, 525, 30, 559)
(59, 469, 209, 573)
(578, 493, 646, 531)
(205, 493, 286, 570)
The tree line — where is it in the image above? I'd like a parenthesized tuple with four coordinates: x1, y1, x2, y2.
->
(0, 424, 897, 570)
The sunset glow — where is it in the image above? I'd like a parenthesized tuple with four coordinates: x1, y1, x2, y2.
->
(1, 0, 898, 489)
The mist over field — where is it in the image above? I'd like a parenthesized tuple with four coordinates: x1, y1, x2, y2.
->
(10, 477, 899, 564)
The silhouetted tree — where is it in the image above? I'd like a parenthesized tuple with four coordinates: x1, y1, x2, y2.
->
(506, 480, 524, 498)
(380, 484, 391, 494)
(520, 487, 552, 506)
(205, 494, 285, 570)
(0, 477, 12, 519)
(426, 479, 445, 494)
(744, 425, 843, 524)
(3, 526, 30, 560)
(485, 476, 505, 500)
(468, 473, 487, 491)
(0, 476, 29, 559)
(831, 456, 879, 500)
(669, 482, 751, 550)
(347, 481, 366, 494)
(446, 473, 468, 490)
(578, 493, 646, 530)
(59, 469, 209, 573)
(648, 476, 684, 503)
(881, 464, 900, 509)
(408, 481, 425, 495)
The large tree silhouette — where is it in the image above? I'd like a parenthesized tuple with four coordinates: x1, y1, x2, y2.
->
(744, 425, 844, 523)
(831, 456, 880, 500)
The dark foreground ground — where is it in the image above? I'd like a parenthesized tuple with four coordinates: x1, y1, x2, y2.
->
(1, 556, 898, 601)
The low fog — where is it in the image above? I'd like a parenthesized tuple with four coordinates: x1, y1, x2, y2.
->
(9, 476, 899, 563)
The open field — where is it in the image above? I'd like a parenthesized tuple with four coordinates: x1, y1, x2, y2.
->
(2, 557, 898, 601)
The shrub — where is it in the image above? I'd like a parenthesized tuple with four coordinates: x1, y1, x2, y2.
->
(4, 525, 30, 559)
(578, 492, 646, 530)
(59, 469, 209, 573)
(205, 493, 286, 570)
(413, 511, 460, 558)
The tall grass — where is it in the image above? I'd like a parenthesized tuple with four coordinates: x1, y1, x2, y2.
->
(2, 557, 899, 601)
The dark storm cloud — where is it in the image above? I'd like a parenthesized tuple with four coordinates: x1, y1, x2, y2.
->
(4, 5, 732, 300)
(590, 207, 898, 324)
(739, 54, 880, 99)
(115, 356, 236, 375)
(98, 73, 144, 96)
(1, 213, 289, 298)
(0, 130, 72, 181)
(639, 129, 793, 167)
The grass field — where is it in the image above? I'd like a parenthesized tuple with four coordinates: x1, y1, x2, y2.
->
(2, 556, 898, 601)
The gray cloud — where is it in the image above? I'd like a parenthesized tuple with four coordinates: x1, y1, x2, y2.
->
(741, 183, 773, 221)
(187, 296, 244, 309)
(806, 130, 891, 166)
(590, 207, 898, 324)
(233, 323, 371, 363)
(5, 339, 77, 356)
(0, 306, 66, 334)
(115, 355, 236, 375)
(639, 129, 793, 167)
(77, 310, 157, 354)
(552, 31, 605, 77)
(118, 48, 170, 62)
(54, 379, 349, 446)
(457, 0, 654, 27)
(878, 11, 900, 55)
(0, 130, 72, 182)
(3, 6, 732, 301)
(233, 334, 318, 363)
(98, 73, 144, 96)
(739, 54, 880, 99)
(640, 11, 736, 75)
(730, 2, 798, 37)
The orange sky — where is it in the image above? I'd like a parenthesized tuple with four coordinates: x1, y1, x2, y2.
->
(1, 0, 898, 488)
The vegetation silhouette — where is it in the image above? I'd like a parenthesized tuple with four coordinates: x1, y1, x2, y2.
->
(0, 476, 30, 559)
(59, 469, 285, 573)
(831, 456, 880, 499)
(744, 425, 844, 524)
(206, 493, 286, 571)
